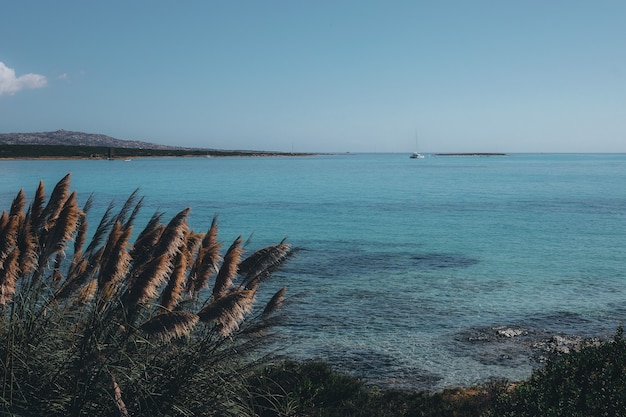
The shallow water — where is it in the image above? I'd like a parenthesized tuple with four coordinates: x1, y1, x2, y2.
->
(1, 153, 625, 389)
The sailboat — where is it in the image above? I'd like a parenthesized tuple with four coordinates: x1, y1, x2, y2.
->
(410, 130, 424, 159)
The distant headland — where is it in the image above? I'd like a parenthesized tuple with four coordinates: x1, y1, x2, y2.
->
(0, 130, 312, 159)
(433, 153, 507, 156)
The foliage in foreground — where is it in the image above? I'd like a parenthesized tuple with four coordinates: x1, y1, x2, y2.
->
(486, 326, 626, 417)
(247, 360, 498, 417)
(248, 328, 626, 417)
(0, 174, 293, 416)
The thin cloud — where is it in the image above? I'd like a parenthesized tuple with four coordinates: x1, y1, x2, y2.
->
(0, 61, 47, 96)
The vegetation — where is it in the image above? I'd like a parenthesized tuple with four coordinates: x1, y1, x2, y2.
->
(0, 174, 293, 416)
(0, 144, 305, 159)
(486, 326, 626, 417)
(247, 360, 498, 417)
(246, 329, 626, 417)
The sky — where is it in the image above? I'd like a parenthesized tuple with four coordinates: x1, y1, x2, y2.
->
(1, 1, 625, 153)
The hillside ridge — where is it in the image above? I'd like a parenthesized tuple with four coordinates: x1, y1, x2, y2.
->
(0, 129, 180, 150)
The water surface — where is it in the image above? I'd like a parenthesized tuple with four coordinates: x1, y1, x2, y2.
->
(1, 153, 625, 389)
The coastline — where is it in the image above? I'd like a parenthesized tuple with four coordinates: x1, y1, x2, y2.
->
(0, 144, 315, 160)
(433, 153, 507, 156)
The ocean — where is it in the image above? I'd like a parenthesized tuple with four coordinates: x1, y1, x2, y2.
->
(1, 153, 625, 390)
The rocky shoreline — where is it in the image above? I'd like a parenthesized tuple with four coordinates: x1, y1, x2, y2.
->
(456, 324, 603, 368)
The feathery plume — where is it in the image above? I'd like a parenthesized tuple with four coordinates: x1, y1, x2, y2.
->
(188, 216, 222, 294)
(125, 210, 189, 308)
(76, 279, 98, 304)
(131, 212, 164, 254)
(114, 188, 141, 227)
(140, 311, 199, 341)
(200, 215, 219, 255)
(0, 211, 8, 231)
(198, 288, 256, 336)
(84, 201, 116, 256)
(152, 208, 190, 260)
(0, 215, 20, 271)
(183, 231, 203, 269)
(29, 180, 45, 227)
(239, 243, 292, 288)
(9, 189, 27, 216)
(97, 221, 132, 293)
(42, 191, 81, 259)
(130, 213, 164, 263)
(86, 246, 105, 277)
(212, 236, 243, 299)
(125, 253, 171, 308)
(16, 213, 37, 276)
(128, 225, 165, 289)
(124, 196, 143, 231)
(0, 248, 19, 305)
(82, 193, 94, 214)
(54, 257, 90, 301)
(38, 173, 71, 231)
(262, 287, 287, 318)
(160, 251, 188, 311)
(73, 213, 88, 255)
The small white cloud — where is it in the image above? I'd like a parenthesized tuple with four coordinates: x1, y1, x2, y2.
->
(58, 72, 69, 81)
(0, 61, 47, 96)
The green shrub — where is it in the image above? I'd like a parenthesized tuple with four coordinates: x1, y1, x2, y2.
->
(247, 360, 499, 417)
(248, 360, 366, 416)
(0, 174, 293, 416)
(487, 326, 626, 417)
(246, 336, 626, 417)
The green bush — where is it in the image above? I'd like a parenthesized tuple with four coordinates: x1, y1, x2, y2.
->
(247, 334, 626, 417)
(487, 326, 626, 417)
(247, 360, 498, 417)
(248, 360, 366, 416)
(0, 174, 293, 416)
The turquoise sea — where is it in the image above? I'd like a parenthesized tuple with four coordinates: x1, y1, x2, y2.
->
(1, 153, 626, 390)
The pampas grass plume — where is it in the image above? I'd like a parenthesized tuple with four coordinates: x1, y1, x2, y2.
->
(140, 311, 199, 341)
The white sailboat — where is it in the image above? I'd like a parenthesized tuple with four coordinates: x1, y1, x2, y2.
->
(410, 130, 424, 159)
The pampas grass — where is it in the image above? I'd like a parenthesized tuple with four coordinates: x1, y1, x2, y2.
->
(140, 311, 199, 341)
(187, 215, 221, 296)
(0, 174, 294, 416)
(212, 236, 243, 298)
(262, 287, 287, 318)
(0, 247, 19, 304)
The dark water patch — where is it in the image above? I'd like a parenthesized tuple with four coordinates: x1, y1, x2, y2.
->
(526, 311, 596, 335)
(411, 253, 480, 269)
(526, 310, 626, 344)
(289, 247, 480, 278)
(560, 198, 626, 216)
(313, 348, 443, 391)
(505, 197, 626, 216)
(604, 304, 626, 325)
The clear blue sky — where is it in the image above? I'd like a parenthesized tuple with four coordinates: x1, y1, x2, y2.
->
(1, 1, 625, 153)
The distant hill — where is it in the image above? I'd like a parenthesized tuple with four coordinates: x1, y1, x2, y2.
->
(0, 129, 180, 150)
(0, 130, 310, 159)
